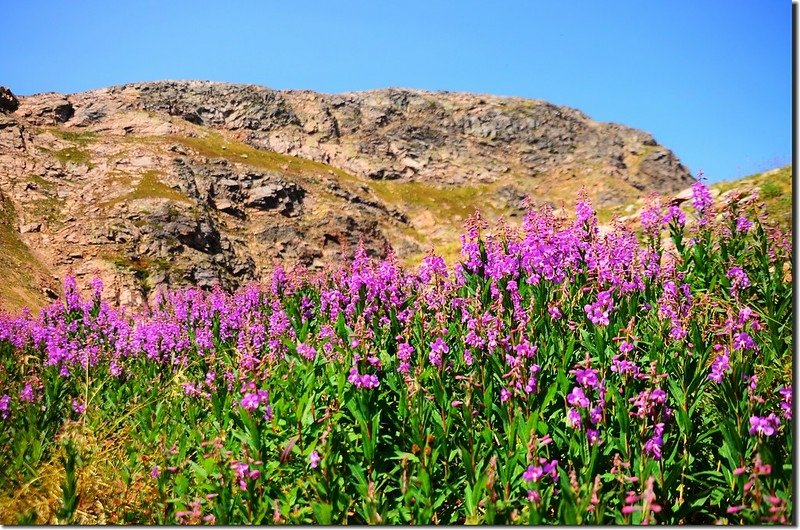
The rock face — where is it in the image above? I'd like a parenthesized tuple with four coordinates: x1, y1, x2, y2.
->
(45, 81, 694, 192)
(0, 81, 695, 310)
(0, 87, 19, 113)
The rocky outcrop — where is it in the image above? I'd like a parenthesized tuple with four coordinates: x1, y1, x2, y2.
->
(17, 92, 74, 124)
(0, 87, 19, 114)
(174, 157, 306, 217)
(120, 82, 694, 192)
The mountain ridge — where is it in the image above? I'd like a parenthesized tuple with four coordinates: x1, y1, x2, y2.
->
(0, 81, 697, 311)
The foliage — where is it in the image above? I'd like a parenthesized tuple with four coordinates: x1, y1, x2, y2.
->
(0, 183, 792, 524)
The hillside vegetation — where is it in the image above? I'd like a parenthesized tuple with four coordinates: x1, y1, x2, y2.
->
(0, 183, 792, 524)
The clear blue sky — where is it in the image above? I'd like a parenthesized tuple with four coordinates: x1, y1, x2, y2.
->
(2, 1, 791, 182)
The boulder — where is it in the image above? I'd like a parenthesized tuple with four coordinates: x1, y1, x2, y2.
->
(0, 87, 19, 113)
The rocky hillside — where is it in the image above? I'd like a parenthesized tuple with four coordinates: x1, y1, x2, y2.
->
(0, 81, 696, 311)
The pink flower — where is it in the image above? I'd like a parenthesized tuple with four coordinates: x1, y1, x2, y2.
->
(749, 414, 779, 437)
(309, 451, 321, 469)
(567, 387, 590, 408)
(523, 465, 543, 483)
(72, 399, 86, 415)
(240, 392, 260, 411)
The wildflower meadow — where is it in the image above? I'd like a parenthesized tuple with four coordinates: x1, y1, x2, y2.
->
(0, 183, 792, 524)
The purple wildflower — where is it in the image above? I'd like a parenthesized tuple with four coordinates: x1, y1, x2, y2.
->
(587, 428, 602, 446)
(297, 342, 317, 361)
(573, 367, 599, 389)
(708, 351, 731, 383)
(691, 180, 714, 216)
(727, 266, 750, 297)
(779, 387, 792, 420)
(567, 387, 590, 408)
(428, 337, 448, 368)
(0, 395, 9, 419)
(72, 398, 86, 415)
(19, 384, 34, 403)
(749, 414, 780, 437)
(735, 216, 752, 233)
(567, 407, 582, 428)
(240, 392, 260, 411)
(523, 465, 543, 483)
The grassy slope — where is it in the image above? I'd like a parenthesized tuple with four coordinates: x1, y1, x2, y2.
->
(0, 194, 53, 313)
(710, 165, 792, 232)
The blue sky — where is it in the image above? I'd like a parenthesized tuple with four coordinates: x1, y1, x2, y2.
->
(2, 1, 790, 182)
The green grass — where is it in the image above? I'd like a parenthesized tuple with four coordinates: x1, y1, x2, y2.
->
(172, 132, 357, 183)
(48, 128, 98, 146)
(26, 197, 66, 227)
(368, 180, 497, 221)
(129, 171, 191, 203)
(28, 175, 57, 191)
(52, 147, 92, 167)
(0, 196, 49, 311)
(102, 171, 191, 208)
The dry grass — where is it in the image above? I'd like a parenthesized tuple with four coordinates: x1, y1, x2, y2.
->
(0, 420, 159, 524)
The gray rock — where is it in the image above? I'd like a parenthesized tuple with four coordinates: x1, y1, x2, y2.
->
(19, 223, 41, 233)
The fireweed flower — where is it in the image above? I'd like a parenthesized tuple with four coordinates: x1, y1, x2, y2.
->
(309, 451, 321, 469)
(735, 216, 752, 233)
(726, 266, 750, 297)
(348, 367, 380, 389)
(619, 341, 634, 355)
(644, 423, 665, 460)
(397, 342, 413, 374)
(567, 407, 582, 428)
(231, 461, 260, 490)
(19, 384, 34, 403)
(691, 180, 714, 218)
(587, 428, 601, 446)
(662, 205, 686, 227)
(733, 332, 756, 351)
(708, 350, 731, 383)
(575, 200, 596, 226)
(240, 388, 270, 412)
(779, 387, 792, 420)
(584, 290, 614, 326)
(749, 414, 780, 437)
(611, 354, 644, 379)
(297, 342, 317, 361)
(90, 276, 104, 299)
(428, 337, 448, 368)
(523, 465, 543, 483)
(573, 367, 599, 389)
(514, 339, 537, 359)
(567, 387, 591, 408)
(542, 459, 559, 481)
(0, 394, 10, 419)
(640, 200, 663, 238)
(71, 399, 86, 415)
